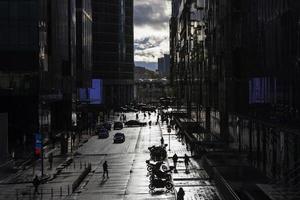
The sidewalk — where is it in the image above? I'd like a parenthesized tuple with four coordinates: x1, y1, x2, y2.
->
(160, 123, 222, 200)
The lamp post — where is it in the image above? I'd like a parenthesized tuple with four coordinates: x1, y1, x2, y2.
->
(168, 125, 171, 151)
(167, 107, 172, 151)
(38, 20, 47, 177)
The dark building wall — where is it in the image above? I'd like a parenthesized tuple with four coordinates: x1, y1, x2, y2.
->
(205, 0, 300, 180)
(0, 113, 8, 161)
(76, 0, 92, 88)
(171, 0, 300, 181)
(0, 0, 39, 72)
(0, 0, 80, 158)
(0, 0, 43, 157)
(92, 0, 134, 108)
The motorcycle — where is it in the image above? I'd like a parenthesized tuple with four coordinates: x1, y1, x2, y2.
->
(148, 177, 174, 191)
(149, 166, 174, 181)
(148, 145, 168, 161)
(146, 160, 168, 172)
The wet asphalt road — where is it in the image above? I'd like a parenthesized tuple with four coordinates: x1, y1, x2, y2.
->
(0, 112, 221, 200)
(68, 112, 175, 200)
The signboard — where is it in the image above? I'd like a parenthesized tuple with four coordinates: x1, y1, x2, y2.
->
(35, 133, 42, 157)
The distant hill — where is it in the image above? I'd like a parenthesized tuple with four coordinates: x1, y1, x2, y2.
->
(134, 61, 157, 71)
(135, 66, 159, 80)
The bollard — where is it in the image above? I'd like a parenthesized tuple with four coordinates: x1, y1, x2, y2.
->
(68, 185, 70, 195)
(51, 188, 53, 198)
(40, 188, 43, 199)
(16, 189, 18, 200)
(60, 186, 62, 196)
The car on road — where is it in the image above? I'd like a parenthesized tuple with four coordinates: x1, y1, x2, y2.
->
(141, 106, 156, 112)
(102, 122, 112, 130)
(97, 128, 109, 139)
(113, 132, 125, 143)
(125, 120, 147, 127)
(113, 121, 123, 130)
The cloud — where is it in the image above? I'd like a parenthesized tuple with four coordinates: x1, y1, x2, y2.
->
(134, 0, 170, 30)
(134, 0, 171, 66)
(134, 36, 167, 51)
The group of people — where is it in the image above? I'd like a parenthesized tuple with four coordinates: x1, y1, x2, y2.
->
(120, 114, 127, 121)
(172, 153, 190, 172)
(171, 153, 189, 200)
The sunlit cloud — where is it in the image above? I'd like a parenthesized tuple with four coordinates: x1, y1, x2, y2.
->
(134, 0, 171, 69)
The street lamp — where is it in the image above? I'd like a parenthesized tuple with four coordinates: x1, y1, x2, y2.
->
(168, 125, 171, 151)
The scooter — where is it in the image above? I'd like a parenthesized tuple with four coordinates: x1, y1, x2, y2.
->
(146, 160, 168, 172)
(148, 177, 174, 191)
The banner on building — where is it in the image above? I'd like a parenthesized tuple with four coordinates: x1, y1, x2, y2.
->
(35, 133, 42, 157)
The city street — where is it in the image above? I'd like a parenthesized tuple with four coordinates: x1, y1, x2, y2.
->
(0, 112, 221, 200)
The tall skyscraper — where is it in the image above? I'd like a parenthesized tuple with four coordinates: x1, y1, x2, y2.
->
(0, 0, 92, 159)
(91, 0, 134, 109)
(158, 54, 170, 77)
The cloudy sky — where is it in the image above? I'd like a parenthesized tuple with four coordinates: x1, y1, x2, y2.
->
(134, 0, 171, 70)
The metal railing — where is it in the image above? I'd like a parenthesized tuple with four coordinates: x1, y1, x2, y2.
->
(202, 156, 240, 200)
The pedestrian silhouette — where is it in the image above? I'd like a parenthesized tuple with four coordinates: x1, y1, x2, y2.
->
(172, 153, 178, 171)
(48, 153, 53, 170)
(160, 137, 164, 145)
(33, 175, 40, 194)
(103, 161, 109, 178)
(177, 187, 185, 200)
(184, 154, 190, 172)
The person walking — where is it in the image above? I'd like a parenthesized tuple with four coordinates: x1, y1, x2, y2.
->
(177, 187, 185, 200)
(103, 161, 109, 178)
(48, 153, 53, 170)
(184, 154, 190, 171)
(172, 153, 178, 171)
(33, 175, 40, 194)
(160, 137, 164, 146)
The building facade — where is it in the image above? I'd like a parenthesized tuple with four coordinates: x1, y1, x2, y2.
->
(171, 0, 300, 196)
(91, 0, 134, 109)
(0, 0, 92, 160)
(170, 0, 206, 122)
(158, 54, 170, 77)
(135, 79, 171, 104)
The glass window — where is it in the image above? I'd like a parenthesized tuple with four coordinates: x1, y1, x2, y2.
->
(9, 2, 19, 20)
(0, 2, 8, 20)
(0, 22, 8, 46)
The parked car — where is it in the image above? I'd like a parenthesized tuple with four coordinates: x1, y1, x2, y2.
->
(113, 132, 125, 143)
(102, 122, 112, 131)
(125, 120, 147, 127)
(141, 106, 156, 112)
(113, 121, 123, 130)
(97, 128, 109, 139)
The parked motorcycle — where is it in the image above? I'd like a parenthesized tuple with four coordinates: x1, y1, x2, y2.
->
(149, 177, 174, 191)
(148, 145, 168, 161)
(149, 166, 174, 181)
(146, 160, 168, 172)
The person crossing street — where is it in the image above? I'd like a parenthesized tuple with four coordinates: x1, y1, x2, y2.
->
(172, 153, 178, 171)
(103, 161, 109, 178)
